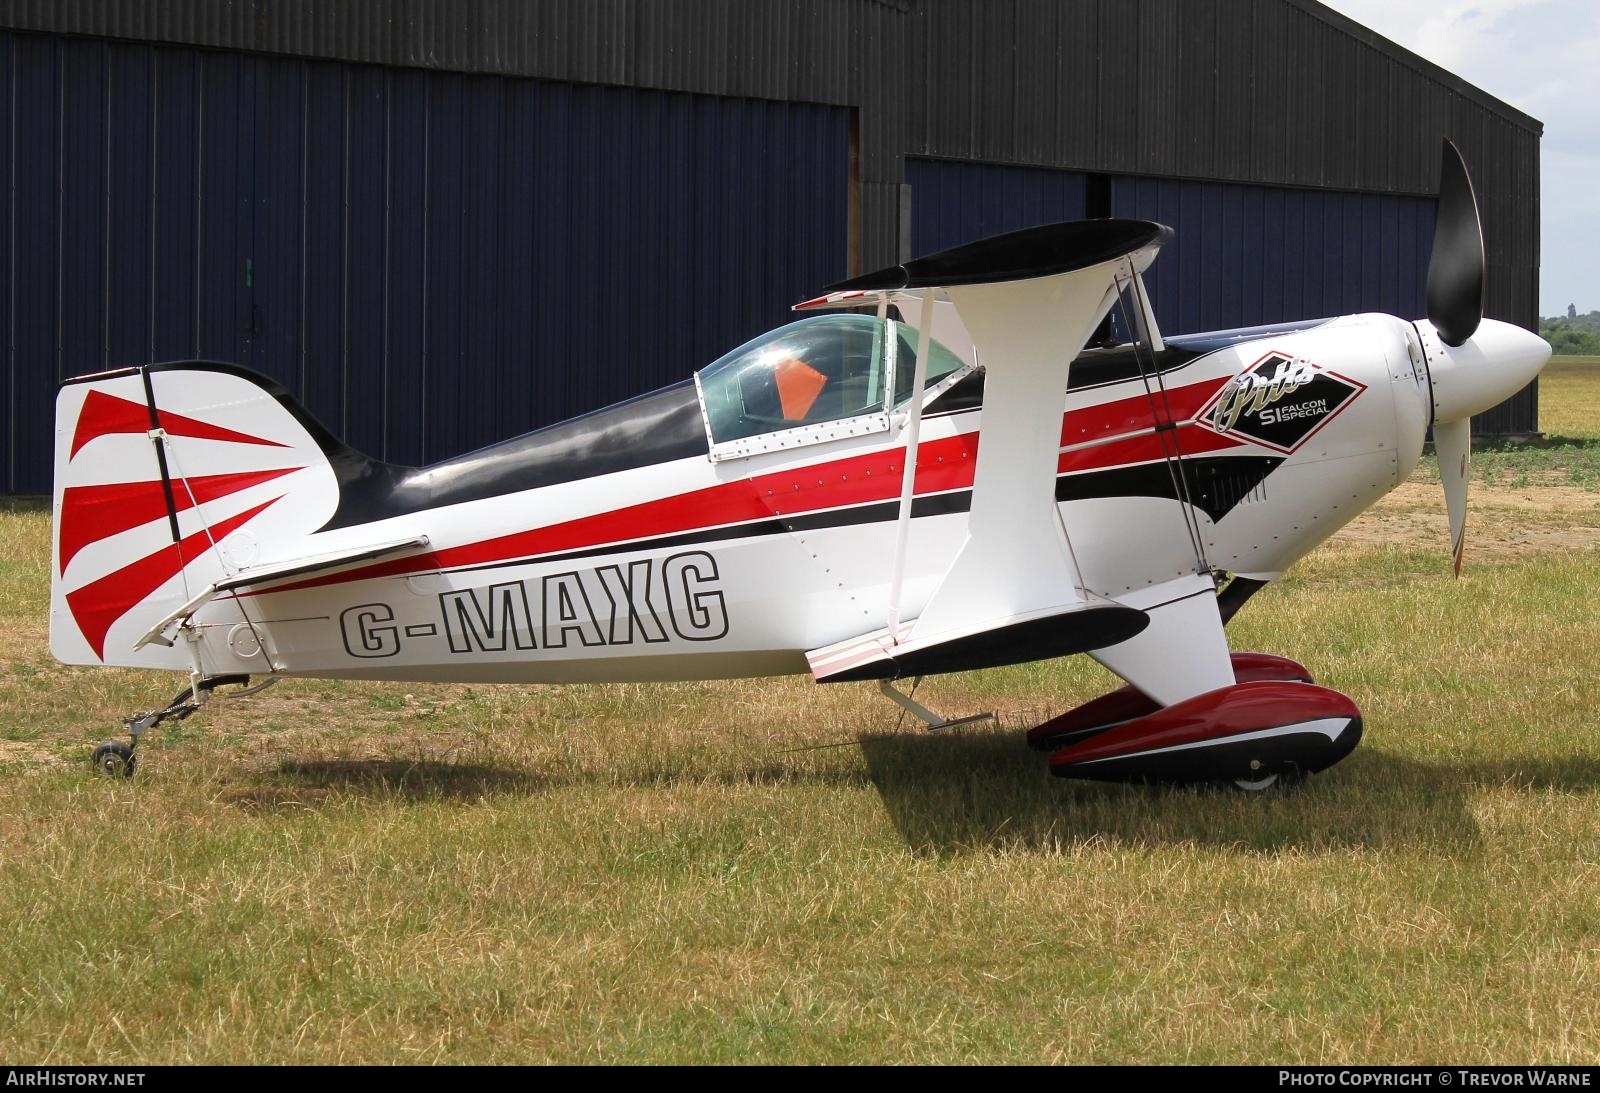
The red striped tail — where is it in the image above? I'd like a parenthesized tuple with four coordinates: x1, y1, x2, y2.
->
(50, 364, 343, 667)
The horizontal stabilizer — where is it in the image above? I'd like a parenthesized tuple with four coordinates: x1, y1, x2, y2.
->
(807, 598, 1148, 683)
(133, 534, 429, 651)
(211, 534, 431, 594)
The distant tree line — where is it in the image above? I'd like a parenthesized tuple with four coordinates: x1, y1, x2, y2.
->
(1540, 311, 1600, 355)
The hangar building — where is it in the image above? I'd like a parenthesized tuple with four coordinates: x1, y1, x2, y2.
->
(0, 0, 1543, 493)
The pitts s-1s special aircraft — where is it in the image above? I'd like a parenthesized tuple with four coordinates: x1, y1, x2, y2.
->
(50, 140, 1550, 788)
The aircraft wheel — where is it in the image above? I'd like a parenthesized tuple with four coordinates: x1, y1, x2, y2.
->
(1229, 768, 1304, 793)
(91, 740, 137, 778)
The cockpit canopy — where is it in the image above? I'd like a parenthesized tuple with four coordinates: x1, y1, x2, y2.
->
(695, 314, 967, 458)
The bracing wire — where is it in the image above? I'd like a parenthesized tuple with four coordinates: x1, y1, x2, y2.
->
(1113, 273, 1211, 574)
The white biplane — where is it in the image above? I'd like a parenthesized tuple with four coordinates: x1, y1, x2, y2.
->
(50, 140, 1550, 788)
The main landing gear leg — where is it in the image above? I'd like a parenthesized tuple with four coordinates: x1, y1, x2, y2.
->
(878, 678, 993, 732)
(90, 673, 272, 778)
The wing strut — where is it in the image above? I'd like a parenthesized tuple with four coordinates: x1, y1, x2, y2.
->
(885, 288, 936, 639)
(806, 220, 1177, 682)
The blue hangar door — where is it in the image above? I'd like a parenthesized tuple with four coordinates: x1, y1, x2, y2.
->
(904, 157, 1436, 337)
(0, 31, 852, 493)
(1111, 175, 1436, 336)
(906, 158, 1089, 256)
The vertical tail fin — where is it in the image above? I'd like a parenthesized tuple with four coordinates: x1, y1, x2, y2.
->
(50, 363, 345, 667)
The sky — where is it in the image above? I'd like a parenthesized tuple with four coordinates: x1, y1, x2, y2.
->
(1325, 0, 1597, 317)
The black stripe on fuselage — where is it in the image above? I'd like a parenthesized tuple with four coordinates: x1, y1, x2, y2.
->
(138, 322, 1329, 538)
(922, 342, 1207, 420)
(1057, 455, 1282, 521)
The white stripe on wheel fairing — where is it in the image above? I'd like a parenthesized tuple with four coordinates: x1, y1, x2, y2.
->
(1076, 717, 1353, 765)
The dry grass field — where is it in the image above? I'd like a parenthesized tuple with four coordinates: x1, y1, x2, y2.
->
(0, 360, 1597, 1064)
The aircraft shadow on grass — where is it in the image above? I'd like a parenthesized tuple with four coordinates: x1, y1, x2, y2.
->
(857, 727, 1600, 856)
(227, 729, 1600, 858)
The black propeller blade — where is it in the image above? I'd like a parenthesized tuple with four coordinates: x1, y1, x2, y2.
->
(1425, 138, 1486, 347)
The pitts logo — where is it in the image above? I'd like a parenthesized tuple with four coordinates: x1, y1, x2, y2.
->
(1210, 357, 1317, 432)
(340, 550, 728, 659)
(1200, 351, 1364, 452)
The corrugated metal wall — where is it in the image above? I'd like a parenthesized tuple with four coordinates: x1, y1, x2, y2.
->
(905, 158, 1087, 255)
(906, 158, 1436, 335)
(1112, 175, 1436, 336)
(0, 1, 1541, 308)
(0, 0, 1545, 466)
(0, 31, 850, 490)
(906, 0, 1540, 337)
(902, 156, 1549, 433)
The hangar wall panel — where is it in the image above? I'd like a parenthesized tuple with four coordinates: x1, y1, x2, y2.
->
(904, 158, 1438, 340)
(1112, 175, 1436, 336)
(1113, 172, 1532, 435)
(0, 30, 851, 491)
(0, 1, 1540, 293)
(0, 0, 1546, 452)
(905, 157, 1087, 255)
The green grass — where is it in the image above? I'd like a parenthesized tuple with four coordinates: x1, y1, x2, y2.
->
(2, 370, 1599, 1063)
(1540, 355, 1600, 437)
(4, 525, 1599, 1063)
(1404, 357, 1600, 491)
(1452, 436, 1600, 491)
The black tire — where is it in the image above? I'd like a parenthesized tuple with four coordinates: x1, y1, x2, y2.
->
(90, 740, 136, 778)
(1230, 767, 1307, 793)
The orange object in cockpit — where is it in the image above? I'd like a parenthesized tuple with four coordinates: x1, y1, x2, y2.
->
(772, 357, 828, 420)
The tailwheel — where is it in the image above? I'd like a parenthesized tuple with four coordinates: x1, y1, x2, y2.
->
(95, 673, 269, 779)
(90, 740, 137, 778)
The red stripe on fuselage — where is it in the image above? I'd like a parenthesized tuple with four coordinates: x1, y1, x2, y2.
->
(260, 433, 982, 595)
(1059, 424, 1243, 475)
(1060, 378, 1223, 446)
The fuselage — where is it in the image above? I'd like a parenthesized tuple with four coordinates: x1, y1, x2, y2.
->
(175, 312, 1434, 684)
